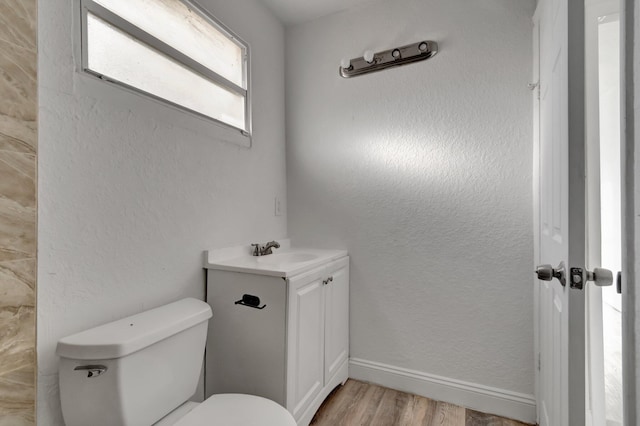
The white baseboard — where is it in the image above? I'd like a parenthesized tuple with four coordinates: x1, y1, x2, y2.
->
(349, 358, 537, 424)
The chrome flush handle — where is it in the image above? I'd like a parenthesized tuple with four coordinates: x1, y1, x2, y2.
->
(74, 365, 108, 378)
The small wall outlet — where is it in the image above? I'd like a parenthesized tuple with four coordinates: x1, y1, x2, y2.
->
(274, 196, 282, 216)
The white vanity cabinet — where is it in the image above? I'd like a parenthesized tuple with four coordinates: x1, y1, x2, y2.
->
(205, 254, 349, 426)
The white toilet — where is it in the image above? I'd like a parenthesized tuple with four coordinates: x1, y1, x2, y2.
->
(56, 298, 297, 426)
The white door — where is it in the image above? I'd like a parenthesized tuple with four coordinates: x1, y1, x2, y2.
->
(286, 270, 325, 420)
(323, 258, 349, 383)
(534, 0, 587, 424)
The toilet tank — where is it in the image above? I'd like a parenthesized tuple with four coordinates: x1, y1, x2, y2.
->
(56, 298, 213, 426)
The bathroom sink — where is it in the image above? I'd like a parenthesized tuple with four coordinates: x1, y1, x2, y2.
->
(204, 240, 348, 277)
(257, 252, 319, 265)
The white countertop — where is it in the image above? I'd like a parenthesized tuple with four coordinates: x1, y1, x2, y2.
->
(203, 240, 347, 278)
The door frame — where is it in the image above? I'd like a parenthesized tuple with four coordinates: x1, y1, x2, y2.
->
(621, 0, 637, 424)
(584, 1, 621, 423)
(567, 0, 588, 422)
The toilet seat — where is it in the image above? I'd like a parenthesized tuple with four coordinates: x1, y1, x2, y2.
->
(173, 394, 297, 426)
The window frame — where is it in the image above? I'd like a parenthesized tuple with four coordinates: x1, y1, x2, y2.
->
(79, 0, 252, 137)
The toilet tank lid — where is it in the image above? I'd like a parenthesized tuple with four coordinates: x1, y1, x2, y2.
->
(56, 298, 212, 360)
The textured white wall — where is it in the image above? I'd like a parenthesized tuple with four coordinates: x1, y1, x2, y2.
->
(286, 0, 535, 395)
(37, 0, 285, 424)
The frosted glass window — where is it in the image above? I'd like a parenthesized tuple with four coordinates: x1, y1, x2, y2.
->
(81, 0, 249, 132)
(92, 0, 245, 88)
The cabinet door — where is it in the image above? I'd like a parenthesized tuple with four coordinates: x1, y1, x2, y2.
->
(324, 257, 349, 383)
(286, 270, 325, 420)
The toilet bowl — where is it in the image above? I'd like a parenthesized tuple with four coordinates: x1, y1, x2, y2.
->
(165, 394, 297, 426)
(56, 298, 296, 426)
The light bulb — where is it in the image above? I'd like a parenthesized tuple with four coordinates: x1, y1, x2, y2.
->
(363, 50, 375, 63)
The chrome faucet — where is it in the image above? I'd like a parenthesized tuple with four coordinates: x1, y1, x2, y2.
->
(251, 240, 281, 256)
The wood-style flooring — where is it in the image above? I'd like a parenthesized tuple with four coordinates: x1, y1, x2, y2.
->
(310, 380, 534, 426)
